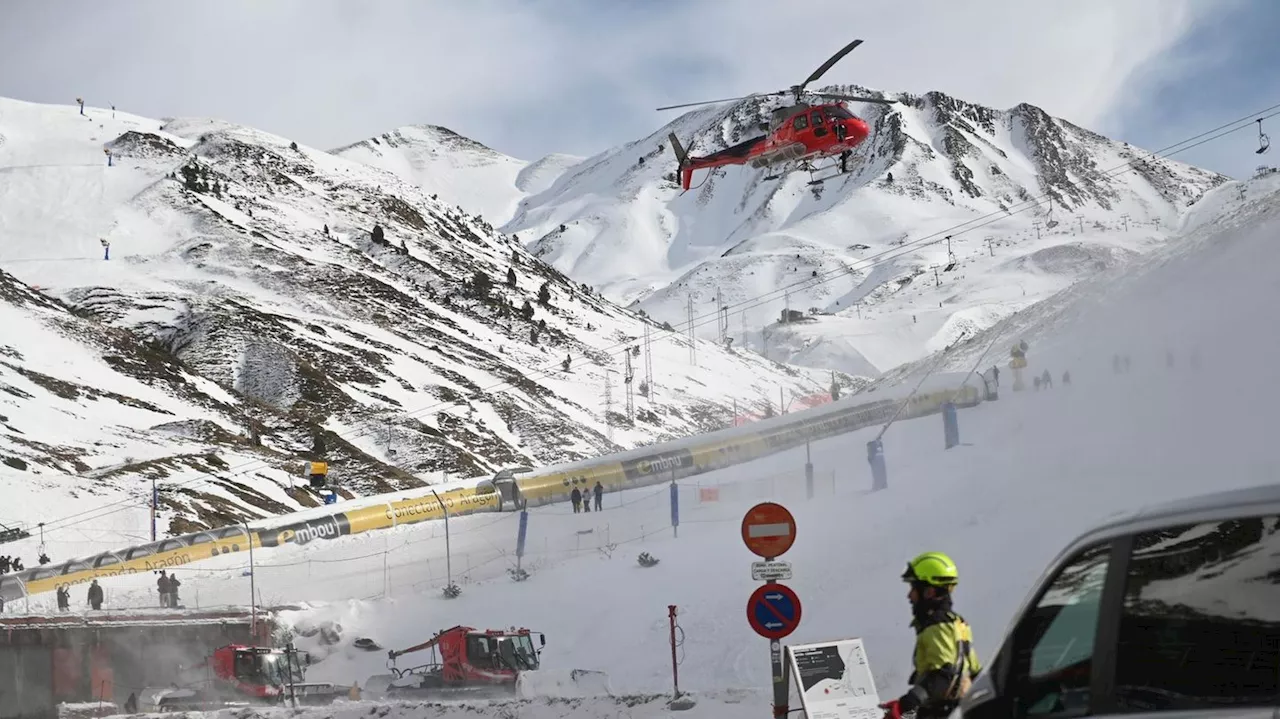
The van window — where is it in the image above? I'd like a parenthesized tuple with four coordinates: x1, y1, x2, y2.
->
(1008, 542, 1110, 717)
(1112, 516, 1280, 711)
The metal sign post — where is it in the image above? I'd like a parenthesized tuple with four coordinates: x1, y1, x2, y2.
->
(742, 502, 800, 718)
(515, 509, 529, 575)
(670, 481, 680, 538)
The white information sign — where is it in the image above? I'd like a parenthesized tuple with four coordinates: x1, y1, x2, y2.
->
(785, 637, 881, 719)
(751, 560, 793, 581)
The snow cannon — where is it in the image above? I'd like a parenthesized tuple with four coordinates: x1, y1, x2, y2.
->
(366, 625, 614, 701)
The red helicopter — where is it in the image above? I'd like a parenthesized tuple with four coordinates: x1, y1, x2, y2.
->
(658, 39, 897, 192)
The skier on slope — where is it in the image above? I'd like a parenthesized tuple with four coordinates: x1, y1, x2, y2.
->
(879, 552, 982, 719)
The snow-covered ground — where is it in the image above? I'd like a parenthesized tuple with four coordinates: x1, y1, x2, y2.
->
(50, 175, 1280, 718)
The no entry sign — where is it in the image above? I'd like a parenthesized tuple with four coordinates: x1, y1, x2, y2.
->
(747, 582, 802, 640)
(741, 502, 796, 558)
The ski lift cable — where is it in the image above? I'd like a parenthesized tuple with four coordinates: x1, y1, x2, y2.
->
(32, 102, 1280, 537)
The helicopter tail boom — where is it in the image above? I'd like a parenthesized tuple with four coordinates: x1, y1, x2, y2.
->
(668, 133, 766, 191)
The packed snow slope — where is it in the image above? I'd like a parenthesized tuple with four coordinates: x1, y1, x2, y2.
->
(454, 88, 1221, 376)
(0, 96, 863, 539)
(55, 176, 1280, 717)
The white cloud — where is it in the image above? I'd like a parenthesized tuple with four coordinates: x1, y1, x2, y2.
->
(0, 0, 1225, 164)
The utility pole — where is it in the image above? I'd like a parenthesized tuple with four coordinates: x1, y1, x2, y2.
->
(150, 479, 158, 541)
(1032, 220, 1042, 240)
(623, 348, 635, 423)
(1120, 213, 1131, 232)
(1238, 185, 1247, 201)
(784, 290, 790, 323)
(430, 489, 453, 590)
(243, 520, 257, 639)
(643, 324, 654, 404)
(984, 236, 995, 256)
(716, 287, 728, 343)
(686, 294, 696, 367)
(930, 265, 941, 287)
(604, 369, 614, 441)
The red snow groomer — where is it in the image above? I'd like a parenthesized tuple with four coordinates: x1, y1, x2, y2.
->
(139, 643, 343, 711)
(364, 625, 612, 701)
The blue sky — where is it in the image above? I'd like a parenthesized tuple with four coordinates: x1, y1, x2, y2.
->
(1103, 0, 1280, 178)
(0, 0, 1274, 179)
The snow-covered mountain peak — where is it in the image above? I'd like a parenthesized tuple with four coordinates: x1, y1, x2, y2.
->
(491, 85, 1228, 375)
(330, 123, 532, 222)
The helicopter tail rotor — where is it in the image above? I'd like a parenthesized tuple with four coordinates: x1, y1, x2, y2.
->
(668, 133, 690, 169)
(667, 133, 696, 191)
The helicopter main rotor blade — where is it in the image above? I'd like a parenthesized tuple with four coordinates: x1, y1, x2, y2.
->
(810, 92, 898, 105)
(798, 39, 864, 94)
(656, 90, 787, 112)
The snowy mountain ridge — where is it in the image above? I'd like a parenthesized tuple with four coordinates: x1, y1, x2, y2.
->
(335, 87, 1228, 377)
(0, 96, 856, 541)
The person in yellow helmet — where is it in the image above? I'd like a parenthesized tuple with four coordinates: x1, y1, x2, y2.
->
(879, 551, 982, 719)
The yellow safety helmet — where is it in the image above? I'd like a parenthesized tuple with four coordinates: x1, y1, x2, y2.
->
(902, 551, 959, 588)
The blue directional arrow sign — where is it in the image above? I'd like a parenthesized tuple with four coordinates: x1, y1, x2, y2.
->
(747, 582, 802, 640)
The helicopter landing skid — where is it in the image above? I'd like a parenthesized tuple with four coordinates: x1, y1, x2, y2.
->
(804, 159, 849, 186)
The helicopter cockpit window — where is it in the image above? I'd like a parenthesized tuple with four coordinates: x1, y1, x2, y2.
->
(824, 106, 854, 120)
(793, 114, 809, 131)
(811, 111, 824, 125)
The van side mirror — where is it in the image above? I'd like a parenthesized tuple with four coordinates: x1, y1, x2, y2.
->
(540, 633, 546, 647)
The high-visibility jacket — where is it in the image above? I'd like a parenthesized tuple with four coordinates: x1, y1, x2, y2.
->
(901, 610, 982, 715)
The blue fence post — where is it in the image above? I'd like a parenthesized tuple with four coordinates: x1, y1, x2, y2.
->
(867, 439, 888, 491)
(943, 402, 960, 450)
(515, 509, 529, 574)
(670, 481, 680, 538)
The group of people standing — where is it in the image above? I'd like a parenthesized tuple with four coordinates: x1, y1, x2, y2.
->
(569, 482, 604, 513)
(156, 570, 182, 607)
(34, 573, 179, 614)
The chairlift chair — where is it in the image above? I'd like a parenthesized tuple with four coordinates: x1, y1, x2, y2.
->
(1258, 119, 1270, 155)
